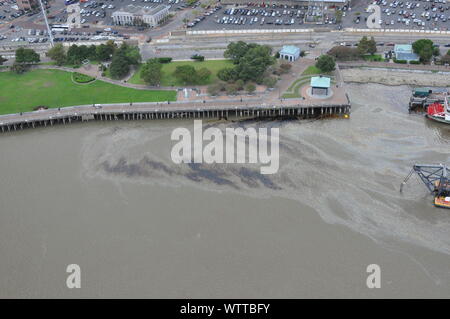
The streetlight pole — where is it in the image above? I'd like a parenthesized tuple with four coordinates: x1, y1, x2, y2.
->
(37, 0, 54, 47)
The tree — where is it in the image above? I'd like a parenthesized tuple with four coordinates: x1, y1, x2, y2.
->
(108, 43, 141, 79)
(245, 82, 256, 94)
(66, 45, 84, 65)
(96, 43, 115, 61)
(15, 47, 40, 64)
(196, 67, 211, 83)
(279, 63, 292, 74)
(116, 43, 141, 65)
(315, 55, 336, 72)
(367, 37, 377, 55)
(109, 52, 131, 79)
(140, 59, 162, 86)
(46, 44, 66, 66)
(327, 46, 361, 61)
(357, 36, 369, 55)
(412, 39, 435, 62)
(221, 42, 275, 83)
(225, 83, 238, 95)
(207, 83, 221, 96)
(173, 65, 197, 84)
(217, 67, 237, 82)
(419, 46, 433, 63)
(263, 76, 277, 88)
(441, 54, 450, 65)
(224, 41, 258, 64)
(234, 45, 275, 83)
(10, 63, 28, 74)
(235, 79, 244, 90)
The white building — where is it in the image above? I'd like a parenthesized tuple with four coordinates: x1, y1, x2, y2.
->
(112, 5, 170, 27)
(279, 45, 301, 62)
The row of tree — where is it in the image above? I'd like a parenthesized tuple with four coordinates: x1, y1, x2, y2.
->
(46, 41, 141, 79)
(46, 41, 116, 66)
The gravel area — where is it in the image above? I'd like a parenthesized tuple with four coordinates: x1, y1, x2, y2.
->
(341, 67, 450, 86)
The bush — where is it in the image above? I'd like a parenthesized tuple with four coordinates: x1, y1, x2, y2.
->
(10, 63, 28, 74)
(196, 67, 212, 83)
(157, 57, 172, 63)
(327, 46, 361, 61)
(72, 72, 95, 83)
(191, 54, 205, 62)
(279, 63, 292, 74)
(217, 67, 237, 82)
(263, 76, 277, 88)
(245, 83, 256, 94)
(207, 83, 221, 96)
(393, 59, 407, 64)
(235, 79, 244, 90)
(409, 60, 421, 65)
(225, 83, 238, 95)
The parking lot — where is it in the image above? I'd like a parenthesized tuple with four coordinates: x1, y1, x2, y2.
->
(0, 0, 193, 49)
(189, 0, 450, 31)
(51, 0, 189, 27)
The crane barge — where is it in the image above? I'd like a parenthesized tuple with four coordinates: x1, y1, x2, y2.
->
(401, 164, 450, 208)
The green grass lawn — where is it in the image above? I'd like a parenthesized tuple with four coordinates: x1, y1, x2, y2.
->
(363, 54, 383, 62)
(301, 65, 322, 75)
(0, 69, 177, 115)
(128, 59, 234, 86)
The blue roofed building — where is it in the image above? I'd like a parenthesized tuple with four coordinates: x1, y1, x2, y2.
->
(279, 45, 301, 62)
(310, 76, 331, 96)
(394, 44, 420, 62)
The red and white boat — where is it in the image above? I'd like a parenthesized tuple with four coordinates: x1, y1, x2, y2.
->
(426, 94, 450, 124)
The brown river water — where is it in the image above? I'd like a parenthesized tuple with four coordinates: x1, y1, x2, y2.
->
(0, 83, 449, 298)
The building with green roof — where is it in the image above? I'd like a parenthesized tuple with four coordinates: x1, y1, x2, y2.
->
(310, 76, 331, 96)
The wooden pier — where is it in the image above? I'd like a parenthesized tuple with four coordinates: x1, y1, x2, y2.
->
(409, 88, 449, 112)
(0, 101, 351, 133)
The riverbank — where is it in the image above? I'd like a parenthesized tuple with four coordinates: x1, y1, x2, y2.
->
(341, 67, 450, 87)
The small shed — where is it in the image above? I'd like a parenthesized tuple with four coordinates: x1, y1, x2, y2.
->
(413, 87, 432, 97)
(279, 45, 301, 62)
(394, 44, 419, 62)
(310, 76, 331, 96)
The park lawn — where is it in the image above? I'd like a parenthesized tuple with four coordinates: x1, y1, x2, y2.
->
(129, 59, 234, 86)
(363, 54, 383, 62)
(0, 69, 176, 115)
(301, 65, 323, 75)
